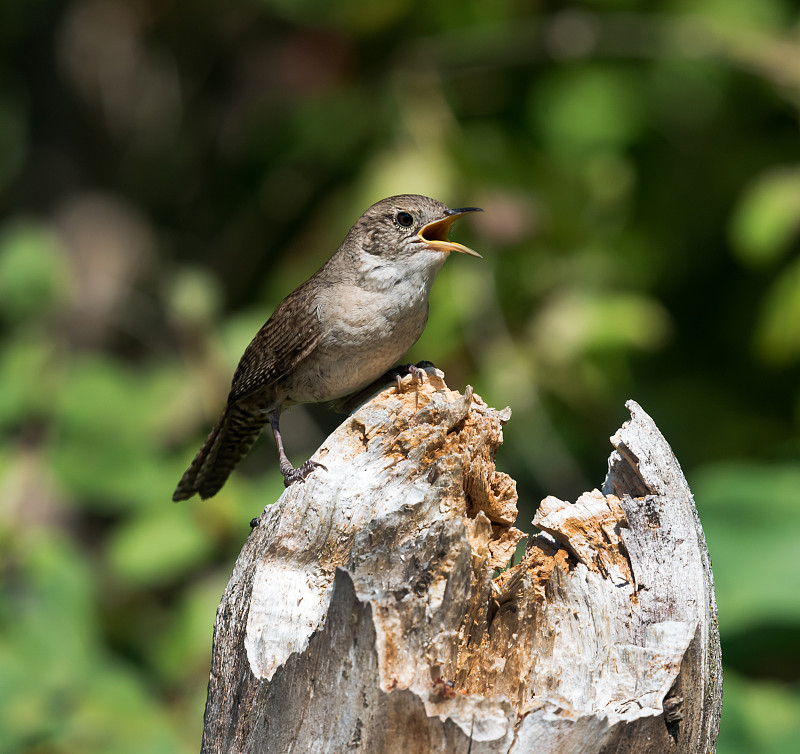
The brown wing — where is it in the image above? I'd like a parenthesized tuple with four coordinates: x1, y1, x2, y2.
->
(228, 282, 321, 403)
(172, 284, 321, 501)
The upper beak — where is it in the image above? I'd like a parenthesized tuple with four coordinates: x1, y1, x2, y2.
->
(418, 206, 483, 257)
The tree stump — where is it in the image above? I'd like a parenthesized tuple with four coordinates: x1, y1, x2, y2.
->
(201, 370, 722, 753)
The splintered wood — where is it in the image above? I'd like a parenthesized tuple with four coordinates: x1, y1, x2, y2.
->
(202, 374, 721, 754)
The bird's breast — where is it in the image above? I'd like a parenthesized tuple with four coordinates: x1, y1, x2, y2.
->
(283, 282, 431, 403)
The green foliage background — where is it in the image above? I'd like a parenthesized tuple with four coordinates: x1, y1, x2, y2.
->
(1, 0, 799, 751)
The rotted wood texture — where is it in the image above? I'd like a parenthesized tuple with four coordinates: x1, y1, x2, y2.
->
(201, 371, 722, 753)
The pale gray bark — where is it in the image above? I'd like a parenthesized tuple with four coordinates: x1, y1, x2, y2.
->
(201, 371, 721, 753)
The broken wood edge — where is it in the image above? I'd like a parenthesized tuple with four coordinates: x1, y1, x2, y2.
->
(604, 399, 723, 752)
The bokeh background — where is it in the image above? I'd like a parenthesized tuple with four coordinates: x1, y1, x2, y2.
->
(1, 0, 799, 751)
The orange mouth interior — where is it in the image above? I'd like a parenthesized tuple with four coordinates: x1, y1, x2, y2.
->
(418, 216, 481, 257)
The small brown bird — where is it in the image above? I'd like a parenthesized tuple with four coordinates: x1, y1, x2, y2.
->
(173, 194, 481, 501)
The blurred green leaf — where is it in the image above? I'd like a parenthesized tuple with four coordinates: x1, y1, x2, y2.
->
(0, 219, 72, 321)
(692, 461, 800, 631)
(0, 534, 96, 683)
(0, 534, 180, 753)
(680, 0, 791, 30)
(50, 356, 189, 510)
(531, 66, 646, 153)
(166, 266, 223, 327)
(753, 256, 800, 365)
(730, 166, 800, 267)
(107, 505, 214, 587)
(532, 289, 671, 365)
(154, 574, 226, 683)
(0, 334, 58, 427)
(60, 670, 184, 754)
(717, 670, 800, 754)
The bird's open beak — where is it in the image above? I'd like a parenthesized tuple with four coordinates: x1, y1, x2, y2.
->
(418, 207, 483, 257)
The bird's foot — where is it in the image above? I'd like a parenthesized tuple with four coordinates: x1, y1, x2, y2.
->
(337, 361, 437, 413)
(281, 459, 327, 487)
(395, 361, 435, 410)
(394, 360, 436, 394)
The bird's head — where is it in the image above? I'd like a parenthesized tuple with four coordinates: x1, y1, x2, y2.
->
(348, 194, 482, 288)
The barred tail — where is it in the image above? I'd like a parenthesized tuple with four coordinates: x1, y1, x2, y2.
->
(172, 403, 269, 501)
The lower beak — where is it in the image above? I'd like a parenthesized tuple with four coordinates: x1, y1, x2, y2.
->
(418, 207, 483, 257)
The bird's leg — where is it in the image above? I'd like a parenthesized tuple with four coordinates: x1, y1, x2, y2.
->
(268, 411, 327, 487)
(407, 362, 428, 410)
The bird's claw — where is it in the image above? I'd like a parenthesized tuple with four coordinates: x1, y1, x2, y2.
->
(395, 360, 435, 394)
(408, 364, 426, 383)
(282, 459, 327, 487)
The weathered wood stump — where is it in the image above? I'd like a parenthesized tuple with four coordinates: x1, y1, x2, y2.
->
(201, 370, 722, 753)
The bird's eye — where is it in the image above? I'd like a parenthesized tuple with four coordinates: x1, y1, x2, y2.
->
(396, 211, 414, 228)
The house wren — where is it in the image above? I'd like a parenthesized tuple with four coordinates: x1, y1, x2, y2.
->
(172, 194, 481, 501)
